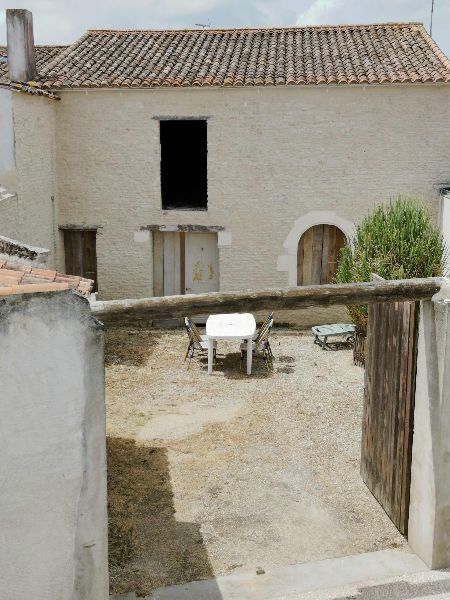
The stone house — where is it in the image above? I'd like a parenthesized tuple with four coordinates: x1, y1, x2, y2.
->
(1, 9, 450, 303)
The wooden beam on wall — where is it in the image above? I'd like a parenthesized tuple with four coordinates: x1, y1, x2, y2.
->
(91, 277, 446, 324)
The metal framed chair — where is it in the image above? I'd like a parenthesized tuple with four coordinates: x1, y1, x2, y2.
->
(184, 317, 217, 369)
(251, 312, 274, 357)
(240, 317, 274, 371)
(244, 312, 273, 342)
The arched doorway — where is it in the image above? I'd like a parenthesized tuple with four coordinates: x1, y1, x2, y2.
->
(297, 224, 346, 285)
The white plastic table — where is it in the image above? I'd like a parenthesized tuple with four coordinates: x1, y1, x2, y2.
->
(206, 313, 256, 375)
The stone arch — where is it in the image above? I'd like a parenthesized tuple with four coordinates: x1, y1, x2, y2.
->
(277, 211, 355, 286)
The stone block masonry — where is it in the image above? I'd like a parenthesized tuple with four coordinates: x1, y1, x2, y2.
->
(0, 289, 108, 599)
(55, 84, 450, 304)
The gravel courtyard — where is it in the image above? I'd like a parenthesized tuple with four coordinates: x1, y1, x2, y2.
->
(105, 326, 406, 597)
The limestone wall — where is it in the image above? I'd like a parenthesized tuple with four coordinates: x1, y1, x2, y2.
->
(54, 84, 450, 308)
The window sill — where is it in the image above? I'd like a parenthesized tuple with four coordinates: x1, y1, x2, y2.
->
(162, 207, 208, 212)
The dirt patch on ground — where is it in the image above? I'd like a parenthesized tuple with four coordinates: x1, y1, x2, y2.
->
(105, 326, 407, 597)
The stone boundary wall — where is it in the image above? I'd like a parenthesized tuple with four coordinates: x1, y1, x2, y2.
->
(0, 290, 108, 599)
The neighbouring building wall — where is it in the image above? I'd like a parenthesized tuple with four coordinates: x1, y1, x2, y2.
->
(0, 289, 108, 600)
(54, 84, 450, 302)
(0, 88, 16, 188)
(441, 190, 450, 273)
(0, 92, 60, 268)
(0, 88, 20, 235)
(409, 281, 450, 568)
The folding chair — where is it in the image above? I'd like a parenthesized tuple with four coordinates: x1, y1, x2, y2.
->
(240, 317, 273, 371)
(184, 317, 217, 369)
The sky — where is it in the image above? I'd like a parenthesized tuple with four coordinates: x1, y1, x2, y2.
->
(0, 0, 449, 58)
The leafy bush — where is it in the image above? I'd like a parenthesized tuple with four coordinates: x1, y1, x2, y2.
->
(335, 198, 447, 328)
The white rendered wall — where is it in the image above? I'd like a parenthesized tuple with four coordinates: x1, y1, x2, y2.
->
(0, 88, 16, 187)
(0, 93, 60, 268)
(442, 193, 450, 274)
(409, 281, 450, 568)
(0, 290, 108, 599)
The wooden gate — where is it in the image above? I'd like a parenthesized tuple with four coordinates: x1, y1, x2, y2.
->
(361, 298, 420, 535)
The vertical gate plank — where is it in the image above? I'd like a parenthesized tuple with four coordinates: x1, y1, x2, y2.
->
(83, 231, 98, 291)
(401, 302, 419, 532)
(327, 225, 337, 284)
(180, 232, 186, 294)
(320, 225, 330, 284)
(63, 230, 98, 291)
(311, 225, 324, 284)
(153, 231, 164, 297)
(63, 231, 75, 275)
(302, 227, 314, 285)
(297, 235, 304, 286)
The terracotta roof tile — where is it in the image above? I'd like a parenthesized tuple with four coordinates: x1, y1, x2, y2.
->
(0, 45, 65, 98)
(3, 23, 450, 90)
(0, 260, 93, 296)
(0, 283, 69, 296)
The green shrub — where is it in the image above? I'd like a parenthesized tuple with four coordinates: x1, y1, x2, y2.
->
(335, 198, 447, 328)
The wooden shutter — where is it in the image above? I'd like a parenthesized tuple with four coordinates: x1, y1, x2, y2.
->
(297, 225, 346, 286)
(63, 230, 98, 291)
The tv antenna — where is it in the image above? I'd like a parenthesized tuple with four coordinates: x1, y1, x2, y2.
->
(430, 0, 435, 36)
(195, 20, 211, 28)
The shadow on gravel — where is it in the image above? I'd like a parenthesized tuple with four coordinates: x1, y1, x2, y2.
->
(107, 437, 222, 599)
(192, 351, 275, 379)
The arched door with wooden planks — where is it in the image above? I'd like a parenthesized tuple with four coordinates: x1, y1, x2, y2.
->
(297, 224, 346, 285)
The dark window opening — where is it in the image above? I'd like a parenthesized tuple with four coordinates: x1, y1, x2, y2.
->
(160, 120, 207, 210)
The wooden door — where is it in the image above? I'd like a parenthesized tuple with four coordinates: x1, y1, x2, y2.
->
(184, 232, 219, 294)
(63, 229, 98, 291)
(297, 225, 346, 285)
(361, 298, 419, 535)
(153, 231, 219, 296)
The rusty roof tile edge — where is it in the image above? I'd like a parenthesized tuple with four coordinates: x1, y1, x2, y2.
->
(0, 80, 60, 99)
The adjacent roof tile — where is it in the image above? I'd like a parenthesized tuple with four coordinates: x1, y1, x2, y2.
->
(0, 260, 94, 297)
